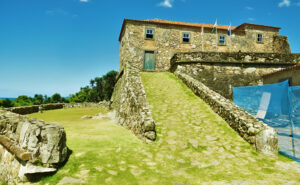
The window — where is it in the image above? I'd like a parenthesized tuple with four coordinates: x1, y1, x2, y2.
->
(219, 35, 226, 45)
(145, 28, 154, 40)
(257, 33, 263, 43)
(182, 33, 190, 43)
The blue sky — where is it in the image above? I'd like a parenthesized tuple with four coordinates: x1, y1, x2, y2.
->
(0, 0, 299, 97)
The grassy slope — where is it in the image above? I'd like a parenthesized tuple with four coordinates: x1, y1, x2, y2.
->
(28, 72, 300, 184)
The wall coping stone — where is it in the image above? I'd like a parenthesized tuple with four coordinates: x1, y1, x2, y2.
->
(171, 52, 300, 68)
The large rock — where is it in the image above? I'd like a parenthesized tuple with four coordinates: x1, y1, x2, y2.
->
(0, 110, 69, 184)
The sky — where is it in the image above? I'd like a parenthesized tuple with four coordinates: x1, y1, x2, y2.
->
(0, 0, 299, 97)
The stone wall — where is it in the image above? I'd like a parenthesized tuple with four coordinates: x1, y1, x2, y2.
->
(273, 35, 291, 54)
(262, 65, 300, 86)
(174, 71, 278, 156)
(64, 102, 110, 109)
(119, 21, 290, 72)
(4, 103, 65, 115)
(171, 52, 300, 99)
(0, 110, 68, 184)
(111, 63, 156, 141)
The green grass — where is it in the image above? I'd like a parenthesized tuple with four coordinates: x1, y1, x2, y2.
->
(28, 72, 300, 184)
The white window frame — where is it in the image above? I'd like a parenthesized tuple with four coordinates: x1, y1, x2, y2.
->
(182, 32, 191, 43)
(145, 28, 154, 40)
(219, 35, 226, 45)
(257, 33, 264, 43)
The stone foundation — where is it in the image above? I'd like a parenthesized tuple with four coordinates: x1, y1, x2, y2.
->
(0, 110, 68, 184)
(174, 71, 278, 156)
(111, 63, 156, 141)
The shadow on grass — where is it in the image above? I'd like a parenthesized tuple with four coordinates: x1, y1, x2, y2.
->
(26, 148, 73, 183)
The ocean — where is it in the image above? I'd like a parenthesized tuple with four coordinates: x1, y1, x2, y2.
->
(0, 97, 16, 101)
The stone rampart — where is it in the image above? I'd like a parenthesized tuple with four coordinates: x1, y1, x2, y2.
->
(4, 103, 65, 115)
(111, 63, 156, 141)
(0, 110, 68, 184)
(171, 52, 300, 98)
(171, 52, 300, 65)
(174, 71, 278, 156)
(64, 102, 110, 109)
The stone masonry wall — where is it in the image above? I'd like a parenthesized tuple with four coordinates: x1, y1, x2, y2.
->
(0, 110, 68, 184)
(4, 103, 65, 115)
(273, 35, 291, 54)
(111, 63, 156, 141)
(263, 67, 300, 86)
(174, 71, 278, 156)
(64, 102, 110, 109)
(119, 21, 290, 72)
(171, 52, 300, 99)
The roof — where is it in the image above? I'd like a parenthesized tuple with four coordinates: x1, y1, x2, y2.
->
(234, 23, 281, 32)
(118, 19, 281, 41)
(262, 63, 300, 78)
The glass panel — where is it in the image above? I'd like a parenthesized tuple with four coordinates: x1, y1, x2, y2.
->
(147, 29, 153, 34)
(146, 34, 153, 39)
(183, 33, 190, 38)
(257, 34, 263, 42)
(219, 36, 225, 45)
(183, 38, 190, 43)
(146, 29, 154, 39)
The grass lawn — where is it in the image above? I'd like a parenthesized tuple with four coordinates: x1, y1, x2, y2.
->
(28, 72, 300, 185)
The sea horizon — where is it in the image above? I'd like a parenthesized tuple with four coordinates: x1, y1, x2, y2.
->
(0, 97, 16, 100)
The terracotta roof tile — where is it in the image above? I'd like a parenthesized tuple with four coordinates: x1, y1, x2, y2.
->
(144, 19, 235, 30)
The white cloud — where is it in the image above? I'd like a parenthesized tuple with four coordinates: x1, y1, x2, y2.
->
(246, 6, 254, 10)
(248, 17, 255, 21)
(80, 0, 89, 2)
(297, 1, 300, 6)
(158, 0, 174, 8)
(278, 0, 290, 7)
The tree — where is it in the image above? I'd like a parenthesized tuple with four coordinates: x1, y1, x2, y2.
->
(94, 77, 104, 101)
(90, 79, 95, 88)
(33, 94, 44, 105)
(15, 95, 33, 106)
(2, 99, 14, 108)
(68, 70, 118, 103)
(51, 93, 62, 103)
(102, 70, 118, 101)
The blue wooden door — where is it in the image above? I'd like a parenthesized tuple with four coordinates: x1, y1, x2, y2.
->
(143, 51, 155, 71)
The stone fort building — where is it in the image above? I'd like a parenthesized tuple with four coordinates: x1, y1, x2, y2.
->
(118, 18, 291, 72)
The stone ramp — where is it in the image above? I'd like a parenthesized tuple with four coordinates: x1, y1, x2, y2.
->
(140, 72, 300, 184)
(141, 72, 248, 155)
